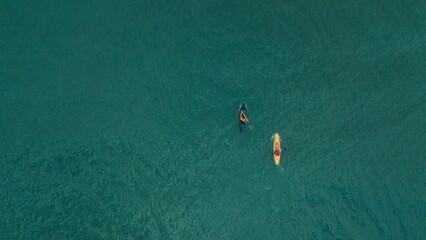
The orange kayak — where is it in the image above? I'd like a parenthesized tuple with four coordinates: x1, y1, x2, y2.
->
(273, 133, 281, 165)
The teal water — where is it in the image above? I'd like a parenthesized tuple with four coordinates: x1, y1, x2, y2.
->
(1, 0, 425, 239)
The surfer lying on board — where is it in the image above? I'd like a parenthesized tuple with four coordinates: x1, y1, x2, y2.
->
(239, 111, 248, 123)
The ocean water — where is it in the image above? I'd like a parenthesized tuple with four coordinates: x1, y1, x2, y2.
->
(1, 0, 425, 239)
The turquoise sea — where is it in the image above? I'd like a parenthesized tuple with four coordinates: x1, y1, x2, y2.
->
(1, 0, 425, 239)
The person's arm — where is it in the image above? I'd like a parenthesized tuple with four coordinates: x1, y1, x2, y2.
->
(242, 112, 248, 121)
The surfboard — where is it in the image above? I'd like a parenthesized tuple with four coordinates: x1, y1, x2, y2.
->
(273, 133, 281, 165)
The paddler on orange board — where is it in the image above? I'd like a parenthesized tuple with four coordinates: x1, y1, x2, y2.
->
(273, 133, 286, 165)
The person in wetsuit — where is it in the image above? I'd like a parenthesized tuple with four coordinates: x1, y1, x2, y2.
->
(240, 111, 247, 124)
